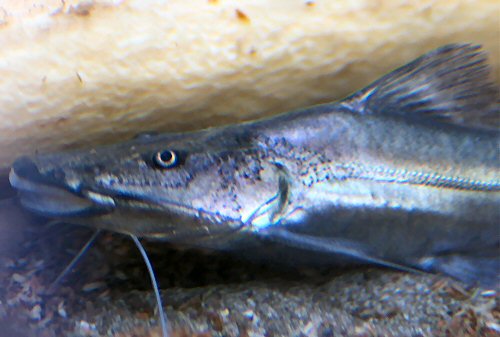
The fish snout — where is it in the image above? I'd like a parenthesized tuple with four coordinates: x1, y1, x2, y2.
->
(11, 156, 69, 187)
(10, 156, 114, 217)
(11, 156, 45, 182)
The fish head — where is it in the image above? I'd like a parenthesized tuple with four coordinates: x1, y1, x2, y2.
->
(9, 128, 287, 243)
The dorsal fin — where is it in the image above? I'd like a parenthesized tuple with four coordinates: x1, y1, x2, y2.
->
(342, 44, 499, 130)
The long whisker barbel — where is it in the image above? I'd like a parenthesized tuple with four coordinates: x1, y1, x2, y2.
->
(47, 230, 169, 337)
(47, 230, 101, 294)
(130, 234, 169, 337)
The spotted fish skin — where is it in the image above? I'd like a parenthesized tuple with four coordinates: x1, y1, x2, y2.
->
(9, 44, 500, 286)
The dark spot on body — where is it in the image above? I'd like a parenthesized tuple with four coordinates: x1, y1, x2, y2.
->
(42, 168, 67, 185)
(82, 163, 105, 175)
(76, 72, 83, 84)
(305, 1, 315, 7)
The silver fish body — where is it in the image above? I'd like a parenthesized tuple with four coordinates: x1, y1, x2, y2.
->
(9, 44, 500, 286)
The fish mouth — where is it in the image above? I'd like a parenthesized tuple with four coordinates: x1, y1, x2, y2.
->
(9, 157, 115, 218)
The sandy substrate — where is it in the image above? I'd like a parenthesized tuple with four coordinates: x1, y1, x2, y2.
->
(0, 200, 498, 337)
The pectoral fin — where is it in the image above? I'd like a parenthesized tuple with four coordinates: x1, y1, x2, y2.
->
(260, 227, 499, 288)
(259, 227, 423, 275)
(343, 44, 499, 130)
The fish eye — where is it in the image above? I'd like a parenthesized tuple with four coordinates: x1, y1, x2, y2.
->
(153, 150, 178, 169)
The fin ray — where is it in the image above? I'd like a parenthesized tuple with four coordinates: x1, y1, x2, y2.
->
(343, 44, 499, 130)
